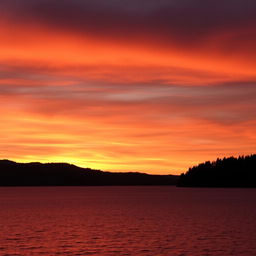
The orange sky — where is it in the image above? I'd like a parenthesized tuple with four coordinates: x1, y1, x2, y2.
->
(0, 1, 256, 174)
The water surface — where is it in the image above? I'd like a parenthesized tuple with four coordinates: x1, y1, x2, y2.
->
(1, 186, 256, 255)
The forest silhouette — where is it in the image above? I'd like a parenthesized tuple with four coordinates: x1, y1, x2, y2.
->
(178, 155, 256, 187)
(0, 160, 178, 186)
(0, 155, 255, 187)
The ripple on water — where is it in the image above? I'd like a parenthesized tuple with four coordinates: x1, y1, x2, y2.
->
(0, 187, 256, 256)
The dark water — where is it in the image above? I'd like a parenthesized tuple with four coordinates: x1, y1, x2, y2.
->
(0, 187, 256, 256)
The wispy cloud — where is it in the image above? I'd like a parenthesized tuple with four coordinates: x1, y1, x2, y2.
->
(0, 0, 255, 173)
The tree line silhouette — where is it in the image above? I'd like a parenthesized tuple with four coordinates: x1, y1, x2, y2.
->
(178, 154, 256, 187)
(0, 160, 178, 186)
(1, 155, 255, 187)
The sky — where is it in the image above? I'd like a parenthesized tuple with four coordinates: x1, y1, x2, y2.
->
(0, 0, 256, 174)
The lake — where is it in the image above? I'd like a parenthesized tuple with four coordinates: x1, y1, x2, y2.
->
(0, 186, 256, 255)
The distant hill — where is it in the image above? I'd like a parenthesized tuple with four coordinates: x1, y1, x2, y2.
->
(0, 160, 178, 186)
(178, 155, 256, 187)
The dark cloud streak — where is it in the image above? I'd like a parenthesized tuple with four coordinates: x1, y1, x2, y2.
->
(1, 0, 256, 49)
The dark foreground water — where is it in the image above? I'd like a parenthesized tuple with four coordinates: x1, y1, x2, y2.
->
(0, 187, 256, 256)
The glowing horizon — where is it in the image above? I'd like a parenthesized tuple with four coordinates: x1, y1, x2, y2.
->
(0, 0, 255, 174)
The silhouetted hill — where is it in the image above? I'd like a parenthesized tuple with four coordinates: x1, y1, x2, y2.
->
(0, 160, 178, 186)
(178, 155, 256, 187)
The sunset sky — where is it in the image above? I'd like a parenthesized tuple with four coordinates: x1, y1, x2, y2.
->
(0, 0, 256, 174)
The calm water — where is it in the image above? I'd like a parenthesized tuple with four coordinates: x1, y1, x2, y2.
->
(0, 187, 256, 256)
